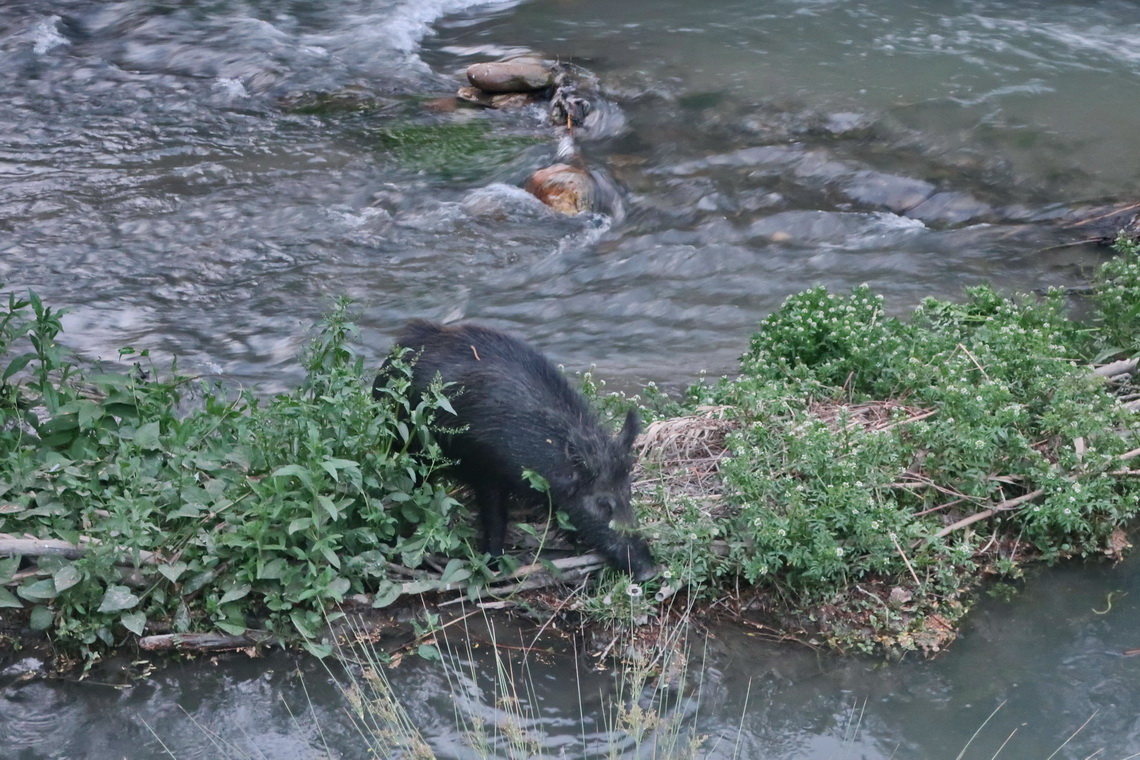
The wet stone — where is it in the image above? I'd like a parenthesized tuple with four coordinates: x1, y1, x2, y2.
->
(466, 58, 554, 93)
(905, 191, 994, 226)
(839, 170, 936, 213)
(456, 86, 539, 109)
(524, 163, 596, 215)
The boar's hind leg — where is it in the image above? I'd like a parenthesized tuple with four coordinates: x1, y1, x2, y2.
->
(473, 484, 510, 556)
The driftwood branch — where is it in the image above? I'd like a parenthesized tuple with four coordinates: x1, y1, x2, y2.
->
(0, 534, 157, 565)
(933, 447, 1140, 540)
(138, 630, 274, 653)
(434, 555, 611, 607)
(1093, 358, 1139, 378)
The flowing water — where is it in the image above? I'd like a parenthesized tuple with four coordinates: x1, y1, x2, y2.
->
(3, 556, 1138, 758)
(2, 0, 1140, 756)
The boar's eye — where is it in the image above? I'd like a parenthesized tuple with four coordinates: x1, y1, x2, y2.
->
(594, 495, 615, 519)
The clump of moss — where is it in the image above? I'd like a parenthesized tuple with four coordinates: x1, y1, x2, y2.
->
(374, 120, 542, 183)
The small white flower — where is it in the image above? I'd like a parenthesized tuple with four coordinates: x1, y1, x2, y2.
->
(626, 584, 643, 598)
(835, 547, 845, 557)
(777, 528, 787, 537)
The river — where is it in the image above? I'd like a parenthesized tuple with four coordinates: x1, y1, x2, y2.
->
(2, 0, 1139, 757)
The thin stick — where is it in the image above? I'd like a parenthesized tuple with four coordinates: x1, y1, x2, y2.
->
(933, 489, 1045, 539)
(958, 343, 991, 382)
(1044, 710, 1098, 760)
(955, 700, 1006, 760)
(889, 532, 922, 587)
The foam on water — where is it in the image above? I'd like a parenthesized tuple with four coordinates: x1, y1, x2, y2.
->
(29, 15, 68, 55)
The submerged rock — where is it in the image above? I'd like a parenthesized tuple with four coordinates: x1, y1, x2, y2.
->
(524, 163, 596, 215)
(905, 191, 994, 226)
(466, 58, 554, 93)
(456, 86, 540, 110)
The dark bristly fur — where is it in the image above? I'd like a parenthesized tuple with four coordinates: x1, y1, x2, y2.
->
(374, 319, 656, 580)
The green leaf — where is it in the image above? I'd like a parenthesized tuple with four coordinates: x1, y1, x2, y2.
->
(216, 621, 247, 636)
(183, 570, 215, 595)
(439, 559, 471, 585)
(317, 494, 339, 521)
(302, 639, 333, 659)
(133, 421, 162, 450)
(18, 579, 58, 602)
(173, 602, 191, 632)
(52, 564, 82, 592)
(290, 610, 316, 639)
(2, 352, 35, 381)
(157, 561, 188, 583)
(319, 457, 359, 482)
(29, 605, 54, 630)
(417, 643, 442, 661)
(77, 400, 104, 430)
(120, 611, 146, 636)
(219, 584, 251, 604)
(0, 587, 22, 608)
(319, 545, 341, 569)
(372, 581, 401, 608)
(327, 577, 350, 600)
(0, 556, 19, 584)
(287, 517, 311, 534)
(271, 464, 314, 490)
(257, 558, 287, 580)
(97, 585, 140, 613)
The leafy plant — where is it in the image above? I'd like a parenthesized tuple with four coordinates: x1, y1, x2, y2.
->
(0, 294, 468, 664)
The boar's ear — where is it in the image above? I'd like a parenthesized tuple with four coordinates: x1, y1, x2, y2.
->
(618, 409, 640, 451)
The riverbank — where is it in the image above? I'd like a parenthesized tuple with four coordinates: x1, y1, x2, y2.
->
(2, 240, 1140, 673)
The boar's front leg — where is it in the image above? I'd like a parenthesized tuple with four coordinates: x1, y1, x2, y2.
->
(473, 483, 510, 557)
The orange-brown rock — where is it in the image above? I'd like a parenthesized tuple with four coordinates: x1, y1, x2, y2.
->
(524, 163, 596, 215)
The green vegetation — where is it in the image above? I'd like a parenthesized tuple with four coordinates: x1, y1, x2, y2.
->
(2, 239, 1140, 667)
(374, 120, 543, 183)
(0, 295, 468, 665)
(626, 237, 1140, 652)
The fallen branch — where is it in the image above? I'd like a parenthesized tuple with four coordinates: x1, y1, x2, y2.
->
(0, 535, 156, 565)
(930, 444, 1140, 540)
(1093, 358, 1139, 377)
(138, 630, 274, 653)
(931, 489, 1045, 540)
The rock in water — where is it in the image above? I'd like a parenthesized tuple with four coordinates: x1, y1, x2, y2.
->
(524, 163, 596, 215)
(456, 86, 539, 109)
(466, 59, 554, 93)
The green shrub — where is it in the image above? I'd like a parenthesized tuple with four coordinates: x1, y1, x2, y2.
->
(0, 294, 466, 663)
